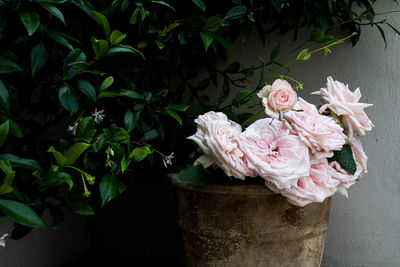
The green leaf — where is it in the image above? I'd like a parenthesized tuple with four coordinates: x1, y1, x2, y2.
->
(90, 10, 110, 39)
(110, 30, 126, 45)
(76, 79, 96, 102)
(40, 3, 66, 25)
(0, 158, 12, 174)
(177, 165, 208, 185)
(0, 79, 10, 112)
(58, 84, 79, 114)
(233, 89, 253, 107)
(225, 6, 247, 19)
(151, 1, 175, 12)
(142, 129, 159, 141)
(166, 104, 190, 111)
(19, 10, 40, 36)
(192, 0, 206, 12)
(155, 40, 165, 50)
(0, 120, 9, 147)
(121, 157, 131, 173)
(91, 37, 109, 59)
(99, 76, 114, 91)
(129, 146, 151, 161)
(67, 200, 94, 215)
(119, 89, 143, 99)
(328, 144, 357, 175)
(31, 43, 48, 77)
(63, 49, 86, 80)
(0, 154, 41, 170)
(199, 32, 214, 52)
(270, 43, 280, 60)
(99, 173, 119, 207)
(124, 110, 139, 133)
(213, 32, 234, 58)
(64, 142, 91, 166)
(0, 56, 22, 74)
(114, 44, 145, 59)
(46, 29, 73, 50)
(311, 28, 325, 43)
(0, 171, 15, 194)
(165, 109, 182, 125)
(0, 199, 45, 228)
(47, 146, 69, 167)
(271, 0, 281, 13)
(129, 8, 140, 24)
(296, 48, 311, 61)
(76, 117, 95, 138)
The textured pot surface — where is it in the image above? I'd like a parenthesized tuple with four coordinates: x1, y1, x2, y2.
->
(171, 177, 331, 267)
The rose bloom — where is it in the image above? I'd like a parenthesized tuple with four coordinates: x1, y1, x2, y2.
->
(238, 118, 310, 189)
(315, 76, 374, 137)
(329, 138, 368, 197)
(266, 157, 339, 207)
(187, 111, 255, 179)
(257, 79, 297, 119)
(284, 97, 346, 153)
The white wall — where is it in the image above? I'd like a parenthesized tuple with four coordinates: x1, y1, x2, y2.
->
(230, 1, 400, 266)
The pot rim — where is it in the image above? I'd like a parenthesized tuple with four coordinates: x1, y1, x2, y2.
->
(169, 173, 277, 195)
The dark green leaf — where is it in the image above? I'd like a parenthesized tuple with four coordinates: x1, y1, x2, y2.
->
(46, 29, 73, 50)
(0, 56, 22, 74)
(91, 37, 109, 59)
(0, 199, 45, 228)
(165, 109, 182, 125)
(0, 154, 41, 170)
(151, 1, 175, 12)
(328, 144, 357, 175)
(177, 165, 208, 185)
(129, 146, 151, 161)
(19, 10, 40, 36)
(213, 32, 234, 58)
(199, 32, 214, 52)
(76, 79, 96, 102)
(129, 8, 140, 24)
(90, 10, 110, 39)
(233, 89, 252, 107)
(31, 43, 48, 77)
(0, 120, 9, 147)
(0, 158, 12, 174)
(225, 6, 247, 19)
(47, 146, 69, 166)
(124, 110, 139, 133)
(63, 49, 86, 80)
(166, 104, 190, 111)
(99, 173, 119, 207)
(40, 3, 66, 25)
(270, 43, 280, 60)
(67, 200, 94, 215)
(0, 79, 10, 112)
(142, 129, 159, 141)
(58, 84, 79, 114)
(64, 142, 91, 166)
(311, 28, 325, 43)
(119, 89, 143, 99)
(271, 0, 281, 13)
(76, 117, 95, 138)
(192, 0, 206, 12)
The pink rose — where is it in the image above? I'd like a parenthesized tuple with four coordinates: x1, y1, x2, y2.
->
(257, 79, 297, 119)
(187, 111, 255, 179)
(284, 97, 346, 153)
(316, 76, 374, 137)
(329, 138, 368, 196)
(238, 118, 310, 189)
(265, 157, 339, 207)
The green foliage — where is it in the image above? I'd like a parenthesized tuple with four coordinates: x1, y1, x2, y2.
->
(329, 144, 357, 175)
(177, 165, 208, 185)
(0, 0, 396, 239)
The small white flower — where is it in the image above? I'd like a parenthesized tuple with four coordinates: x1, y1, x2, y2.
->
(0, 233, 8, 248)
(68, 122, 78, 135)
(92, 108, 105, 124)
(110, 148, 114, 157)
(165, 152, 174, 165)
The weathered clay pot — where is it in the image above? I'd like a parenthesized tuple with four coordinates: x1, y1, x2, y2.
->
(171, 177, 331, 267)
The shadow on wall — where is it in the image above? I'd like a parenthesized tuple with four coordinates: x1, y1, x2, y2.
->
(69, 174, 185, 267)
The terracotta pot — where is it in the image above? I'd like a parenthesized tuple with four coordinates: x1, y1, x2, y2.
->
(171, 176, 331, 267)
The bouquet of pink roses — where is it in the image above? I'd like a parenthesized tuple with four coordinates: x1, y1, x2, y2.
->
(186, 77, 373, 206)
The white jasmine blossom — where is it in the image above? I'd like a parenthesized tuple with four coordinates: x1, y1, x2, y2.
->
(0, 233, 8, 248)
(92, 108, 105, 124)
(163, 152, 174, 168)
(68, 122, 78, 135)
